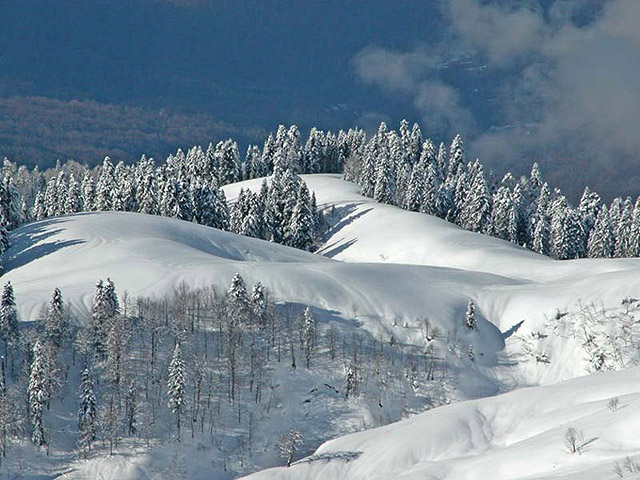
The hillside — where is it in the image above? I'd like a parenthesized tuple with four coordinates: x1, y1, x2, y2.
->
(243, 365, 640, 480)
(2, 175, 640, 478)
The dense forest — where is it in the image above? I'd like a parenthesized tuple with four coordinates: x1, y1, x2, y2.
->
(0, 120, 635, 265)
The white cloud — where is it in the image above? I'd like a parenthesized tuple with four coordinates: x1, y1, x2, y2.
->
(353, 0, 640, 199)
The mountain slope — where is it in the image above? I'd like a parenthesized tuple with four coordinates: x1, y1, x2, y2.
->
(243, 366, 640, 480)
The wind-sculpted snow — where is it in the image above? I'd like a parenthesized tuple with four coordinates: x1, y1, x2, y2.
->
(243, 366, 640, 480)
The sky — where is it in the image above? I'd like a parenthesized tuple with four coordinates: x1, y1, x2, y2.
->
(1, 0, 639, 200)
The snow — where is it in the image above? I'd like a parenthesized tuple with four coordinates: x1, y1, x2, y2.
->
(242, 366, 640, 480)
(4, 174, 640, 479)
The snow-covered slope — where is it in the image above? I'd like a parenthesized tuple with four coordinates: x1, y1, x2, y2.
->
(3, 175, 640, 479)
(225, 175, 640, 385)
(3, 211, 509, 392)
(243, 366, 640, 480)
(226, 175, 640, 284)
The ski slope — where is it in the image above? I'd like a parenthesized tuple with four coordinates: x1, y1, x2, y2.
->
(243, 365, 640, 480)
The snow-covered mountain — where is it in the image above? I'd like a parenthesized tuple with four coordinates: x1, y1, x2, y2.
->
(3, 174, 640, 479)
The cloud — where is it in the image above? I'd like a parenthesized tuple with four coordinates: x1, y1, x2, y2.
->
(353, 0, 640, 200)
(353, 47, 439, 93)
(448, 0, 546, 65)
(353, 47, 476, 137)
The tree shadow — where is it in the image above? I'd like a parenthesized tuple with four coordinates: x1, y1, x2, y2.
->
(3, 218, 85, 274)
(319, 202, 372, 258)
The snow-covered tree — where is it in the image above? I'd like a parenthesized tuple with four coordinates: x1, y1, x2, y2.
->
(29, 340, 48, 446)
(77, 368, 97, 454)
(588, 205, 614, 258)
(167, 343, 186, 442)
(277, 429, 304, 467)
(288, 183, 315, 251)
(95, 156, 115, 211)
(44, 287, 67, 348)
(464, 299, 477, 331)
(0, 282, 18, 356)
(302, 306, 315, 369)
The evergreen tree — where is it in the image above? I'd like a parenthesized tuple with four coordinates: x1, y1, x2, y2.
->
(614, 198, 634, 257)
(404, 161, 425, 212)
(460, 160, 490, 233)
(29, 340, 47, 446)
(91, 279, 119, 357)
(0, 282, 18, 357)
(95, 156, 115, 211)
(167, 343, 186, 442)
(629, 198, 640, 257)
(288, 182, 315, 251)
(81, 172, 96, 212)
(64, 174, 83, 214)
(464, 299, 477, 331)
(251, 282, 267, 328)
(77, 368, 97, 453)
(532, 183, 551, 255)
(160, 179, 180, 218)
(373, 155, 393, 204)
(137, 158, 158, 215)
(227, 273, 249, 321)
(216, 140, 240, 185)
(587, 205, 614, 258)
(44, 287, 67, 348)
(491, 186, 516, 242)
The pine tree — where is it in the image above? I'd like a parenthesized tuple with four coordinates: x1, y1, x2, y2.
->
(489, 186, 516, 241)
(288, 182, 315, 251)
(44, 287, 67, 348)
(81, 172, 96, 212)
(160, 179, 180, 218)
(137, 158, 158, 215)
(167, 343, 186, 442)
(531, 183, 551, 255)
(64, 174, 83, 213)
(216, 140, 240, 185)
(614, 198, 634, 257)
(629, 198, 640, 257)
(587, 205, 614, 258)
(0, 282, 18, 356)
(227, 273, 249, 321)
(460, 160, 490, 233)
(404, 161, 425, 212)
(251, 282, 267, 328)
(373, 155, 393, 204)
(32, 191, 46, 220)
(77, 368, 97, 454)
(29, 340, 47, 446)
(95, 156, 115, 211)
(44, 177, 58, 218)
(447, 134, 464, 179)
(464, 299, 477, 331)
(91, 279, 119, 357)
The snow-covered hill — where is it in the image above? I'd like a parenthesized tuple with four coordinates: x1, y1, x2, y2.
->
(5, 174, 640, 386)
(243, 365, 640, 480)
(4, 174, 640, 479)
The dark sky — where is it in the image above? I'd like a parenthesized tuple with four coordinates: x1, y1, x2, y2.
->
(1, 0, 640, 201)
